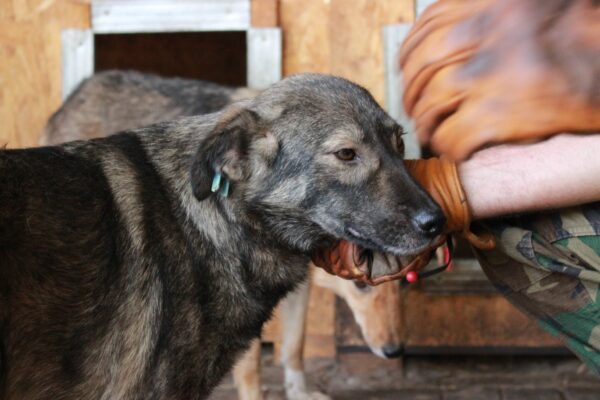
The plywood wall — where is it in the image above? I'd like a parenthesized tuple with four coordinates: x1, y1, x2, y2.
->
(0, 0, 90, 148)
(0, 0, 412, 147)
(280, 0, 414, 105)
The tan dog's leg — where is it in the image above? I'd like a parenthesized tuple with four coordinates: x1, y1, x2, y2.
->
(280, 280, 331, 400)
(233, 338, 263, 400)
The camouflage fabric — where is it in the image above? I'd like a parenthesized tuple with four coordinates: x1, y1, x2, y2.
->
(473, 202, 600, 374)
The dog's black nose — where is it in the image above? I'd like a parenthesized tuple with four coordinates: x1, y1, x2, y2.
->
(413, 209, 446, 238)
(382, 344, 402, 358)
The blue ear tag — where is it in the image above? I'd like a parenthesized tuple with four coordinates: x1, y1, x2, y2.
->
(220, 178, 230, 197)
(211, 171, 222, 193)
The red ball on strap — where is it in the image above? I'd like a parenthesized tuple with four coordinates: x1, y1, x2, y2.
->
(406, 271, 418, 283)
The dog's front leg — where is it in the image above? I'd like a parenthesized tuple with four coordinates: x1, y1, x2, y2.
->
(233, 338, 263, 400)
(280, 279, 331, 400)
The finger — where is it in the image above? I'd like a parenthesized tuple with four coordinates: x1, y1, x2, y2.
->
(409, 52, 468, 116)
(429, 89, 560, 160)
(312, 244, 343, 275)
(401, 1, 479, 68)
(401, 27, 475, 112)
(338, 242, 369, 276)
(367, 273, 401, 286)
(367, 252, 434, 286)
(414, 93, 464, 146)
(404, 50, 472, 118)
(406, 60, 468, 146)
(430, 101, 500, 160)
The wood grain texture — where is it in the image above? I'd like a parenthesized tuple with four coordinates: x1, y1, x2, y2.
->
(328, 0, 414, 105)
(251, 0, 279, 27)
(280, 0, 414, 104)
(264, 273, 336, 359)
(279, 0, 331, 75)
(402, 290, 562, 347)
(0, 0, 90, 148)
(336, 296, 366, 347)
(304, 284, 336, 358)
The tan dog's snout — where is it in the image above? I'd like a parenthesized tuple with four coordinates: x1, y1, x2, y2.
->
(312, 267, 402, 359)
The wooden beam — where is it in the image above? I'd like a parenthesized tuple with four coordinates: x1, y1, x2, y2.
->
(91, 0, 251, 33)
(247, 27, 282, 89)
(280, 0, 414, 104)
(383, 23, 420, 157)
(61, 29, 94, 100)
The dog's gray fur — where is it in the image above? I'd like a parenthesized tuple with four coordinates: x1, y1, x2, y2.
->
(40, 70, 259, 145)
(0, 74, 443, 399)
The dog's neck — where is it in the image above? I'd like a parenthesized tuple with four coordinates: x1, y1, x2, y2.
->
(138, 121, 311, 295)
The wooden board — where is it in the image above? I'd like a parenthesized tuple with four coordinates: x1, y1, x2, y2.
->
(402, 290, 562, 348)
(0, 0, 90, 148)
(251, 0, 279, 27)
(264, 271, 337, 359)
(280, 0, 414, 105)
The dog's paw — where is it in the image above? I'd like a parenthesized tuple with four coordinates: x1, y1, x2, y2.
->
(284, 369, 331, 400)
(285, 389, 331, 400)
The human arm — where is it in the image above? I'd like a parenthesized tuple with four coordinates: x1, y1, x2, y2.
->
(311, 0, 600, 282)
(312, 133, 600, 283)
(460, 133, 600, 220)
(399, 0, 600, 160)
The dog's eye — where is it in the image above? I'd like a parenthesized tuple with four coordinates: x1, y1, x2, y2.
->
(396, 138, 405, 155)
(353, 280, 370, 292)
(394, 135, 405, 156)
(334, 148, 357, 161)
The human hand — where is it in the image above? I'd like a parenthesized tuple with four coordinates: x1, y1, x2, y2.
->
(400, 0, 600, 160)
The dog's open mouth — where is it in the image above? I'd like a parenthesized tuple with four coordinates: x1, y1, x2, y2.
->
(309, 213, 449, 282)
(345, 227, 381, 253)
(310, 225, 446, 283)
(345, 226, 438, 257)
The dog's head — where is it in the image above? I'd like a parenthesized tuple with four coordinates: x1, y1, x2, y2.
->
(190, 74, 444, 256)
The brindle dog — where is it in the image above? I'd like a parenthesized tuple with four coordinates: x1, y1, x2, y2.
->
(0, 74, 444, 399)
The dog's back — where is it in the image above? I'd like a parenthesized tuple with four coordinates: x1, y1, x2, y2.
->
(41, 70, 258, 145)
(0, 142, 148, 398)
(2, 121, 289, 399)
(0, 134, 206, 399)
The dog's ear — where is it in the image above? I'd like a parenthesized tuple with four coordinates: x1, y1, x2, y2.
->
(190, 107, 261, 201)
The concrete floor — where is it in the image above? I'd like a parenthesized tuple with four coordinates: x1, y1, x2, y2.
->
(209, 350, 600, 400)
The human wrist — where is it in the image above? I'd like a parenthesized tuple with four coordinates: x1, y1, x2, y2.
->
(405, 158, 495, 249)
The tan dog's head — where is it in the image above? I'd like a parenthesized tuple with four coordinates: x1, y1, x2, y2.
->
(312, 262, 402, 359)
